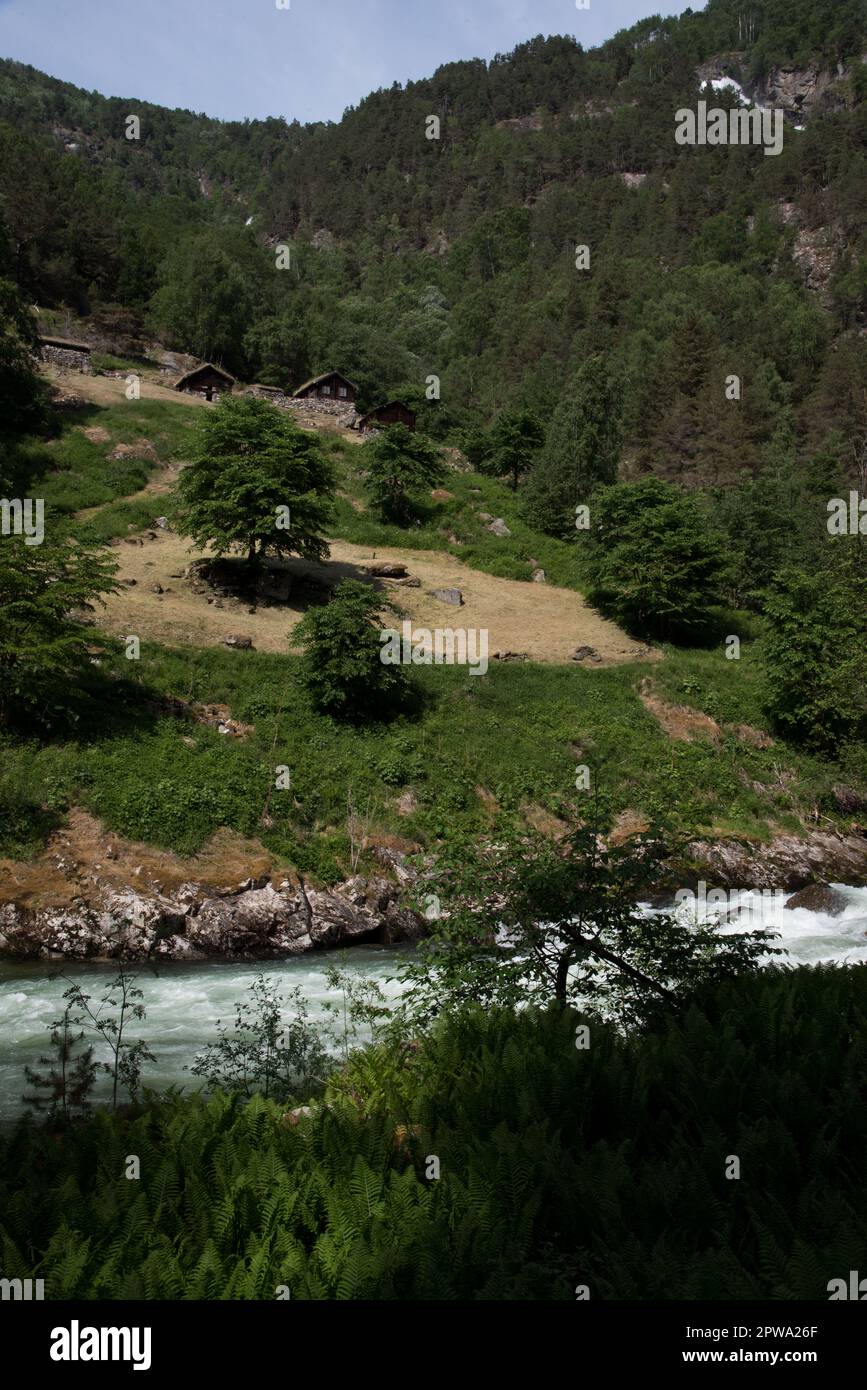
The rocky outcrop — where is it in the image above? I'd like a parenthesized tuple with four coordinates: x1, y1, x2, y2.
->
(682, 831, 867, 892)
(694, 54, 852, 122)
(495, 112, 543, 133)
(754, 62, 850, 118)
(0, 875, 425, 963)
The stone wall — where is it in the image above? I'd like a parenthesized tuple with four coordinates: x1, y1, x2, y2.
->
(40, 344, 92, 373)
(245, 388, 358, 428)
(287, 396, 358, 426)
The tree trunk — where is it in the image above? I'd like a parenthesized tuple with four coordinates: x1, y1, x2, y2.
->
(554, 949, 573, 1005)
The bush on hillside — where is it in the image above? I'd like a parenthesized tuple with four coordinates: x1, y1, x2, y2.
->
(583, 477, 729, 641)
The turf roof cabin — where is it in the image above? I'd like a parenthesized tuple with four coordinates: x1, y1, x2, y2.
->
(38, 335, 93, 373)
(358, 400, 416, 432)
(292, 370, 357, 403)
(173, 362, 235, 401)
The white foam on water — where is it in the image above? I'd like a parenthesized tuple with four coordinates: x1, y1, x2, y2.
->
(0, 948, 410, 1123)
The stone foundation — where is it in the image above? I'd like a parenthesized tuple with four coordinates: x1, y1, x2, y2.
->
(40, 344, 92, 373)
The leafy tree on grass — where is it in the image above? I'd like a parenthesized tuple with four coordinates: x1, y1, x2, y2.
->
(763, 564, 867, 751)
(363, 424, 445, 524)
(583, 477, 728, 641)
(294, 578, 408, 720)
(483, 408, 545, 490)
(0, 529, 118, 728)
(174, 395, 335, 567)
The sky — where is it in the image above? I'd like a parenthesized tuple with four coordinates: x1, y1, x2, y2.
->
(0, 0, 700, 125)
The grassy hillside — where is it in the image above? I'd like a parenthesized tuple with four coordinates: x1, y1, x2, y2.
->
(2, 385, 862, 880)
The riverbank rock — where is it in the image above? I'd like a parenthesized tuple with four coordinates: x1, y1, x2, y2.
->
(784, 883, 849, 916)
(0, 874, 426, 962)
(682, 831, 867, 891)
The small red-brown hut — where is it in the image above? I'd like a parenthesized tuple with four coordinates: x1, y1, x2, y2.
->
(358, 401, 417, 432)
(292, 370, 357, 403)
(173, 363, 235, 401)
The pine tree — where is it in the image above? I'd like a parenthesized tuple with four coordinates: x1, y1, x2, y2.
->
(22, 1003, 98, 1124)
(520, 355, 622, 536)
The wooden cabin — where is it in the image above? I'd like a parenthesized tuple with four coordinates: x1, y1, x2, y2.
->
(173, 363, 235, 401)
(292, 370, 357, 404)
(358, 401, 417, 433)
(38, 336, 93, 373)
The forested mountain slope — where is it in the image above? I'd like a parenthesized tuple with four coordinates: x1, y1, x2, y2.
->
(1, 0, 865, 484)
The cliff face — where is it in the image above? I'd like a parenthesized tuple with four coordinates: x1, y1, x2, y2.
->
(694, 52, 857, 119)
(754, 60, 854, 116)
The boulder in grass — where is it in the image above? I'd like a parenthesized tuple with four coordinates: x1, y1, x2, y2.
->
(488, 517, 511, 537)
(224, 634, 253, 650)
(430, 587, 463, 606)
(570, 646, 601, 663)
(368, 562, 407, 578)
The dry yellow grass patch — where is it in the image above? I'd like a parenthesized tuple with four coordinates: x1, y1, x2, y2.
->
(638, 678, 721, 742)
(91, 530, 660, 666)
(0, 808, 278, 910)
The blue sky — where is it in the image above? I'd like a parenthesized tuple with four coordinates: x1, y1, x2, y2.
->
(0, 0, 698, 124)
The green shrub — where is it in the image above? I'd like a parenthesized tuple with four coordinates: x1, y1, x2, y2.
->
(583, 477, 729, 641)
(295, 579, 410, 720)
(762, 565, 867, 751)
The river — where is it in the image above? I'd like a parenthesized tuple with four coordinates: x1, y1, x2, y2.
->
(1, 887, 866, 1124)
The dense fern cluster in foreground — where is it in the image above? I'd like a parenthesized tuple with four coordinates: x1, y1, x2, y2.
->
(2, 965, 865, 1300)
